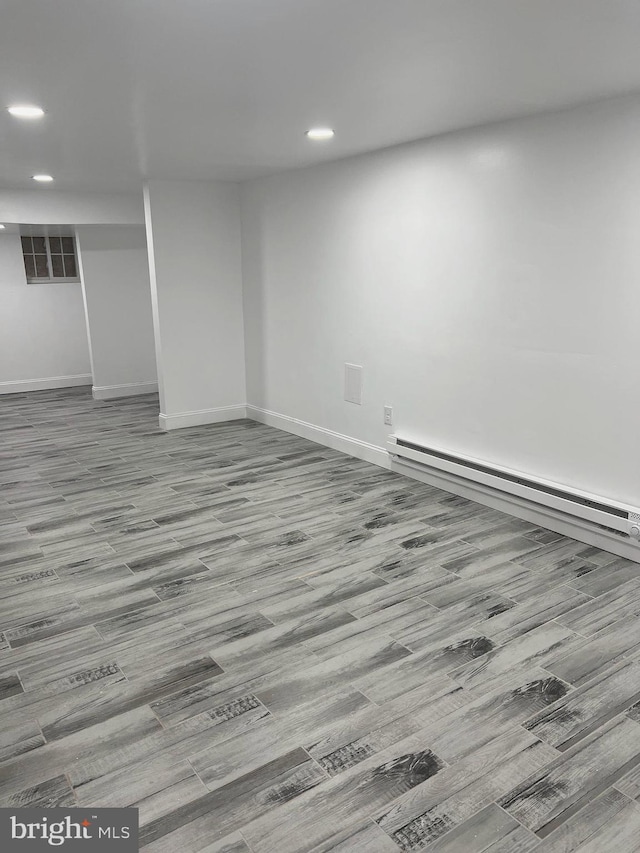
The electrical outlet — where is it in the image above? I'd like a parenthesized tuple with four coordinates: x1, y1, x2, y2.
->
(384, 406, 393, 426)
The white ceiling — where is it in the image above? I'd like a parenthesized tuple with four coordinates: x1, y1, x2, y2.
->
(1, 0, 640, 192)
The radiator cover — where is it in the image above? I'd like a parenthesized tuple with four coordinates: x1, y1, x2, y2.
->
(388, 436, 640, 539)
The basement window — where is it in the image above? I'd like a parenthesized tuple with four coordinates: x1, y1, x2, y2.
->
(21, 234, 80, 283)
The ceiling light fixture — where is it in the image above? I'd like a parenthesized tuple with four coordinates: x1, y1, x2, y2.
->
(7, 105, 45, 118)
(305, 127, 335, 141)
(0, 224, 5, 229)
(32, 174, 53, 182)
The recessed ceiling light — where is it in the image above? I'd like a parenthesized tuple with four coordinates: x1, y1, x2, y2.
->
(32, 174, 53, 182)
(305, 128, 335, 141)
(0, 224, 5, 230)
(8, 105, 45, 118)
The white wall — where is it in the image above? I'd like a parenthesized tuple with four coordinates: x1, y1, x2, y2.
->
(241, 95, 640, 507)
(0, 232, 91, 392)
(0, 189, 146, 395)
(0, 190, 143, 226)
(144, 179, 246, 427)
(76, 226, 157, 397)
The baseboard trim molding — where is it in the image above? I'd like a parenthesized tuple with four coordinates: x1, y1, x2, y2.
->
(159, 405, 247, 431)
(246, 405, 389, 468)
(158, 397, 634, 560)
(393, 456, 640, 564)
(93, 381, 158, 400)
(0, 374, 92, 395)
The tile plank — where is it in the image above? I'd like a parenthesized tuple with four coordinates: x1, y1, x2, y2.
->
(499, 716, 640, 837)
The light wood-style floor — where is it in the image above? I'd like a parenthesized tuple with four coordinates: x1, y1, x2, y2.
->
(2, 387, 640, 852)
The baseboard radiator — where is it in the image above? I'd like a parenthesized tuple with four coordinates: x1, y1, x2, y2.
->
(387, 436, 640, 541)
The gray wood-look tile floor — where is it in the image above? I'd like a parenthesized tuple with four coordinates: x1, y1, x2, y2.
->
(2, 387, 640, 852)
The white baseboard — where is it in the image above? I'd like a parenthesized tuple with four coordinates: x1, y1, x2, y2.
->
(393, 456, 640, 565)
(159, 397, 637, 563)
(159, 405, 247, 431)
(93, 381, 158, 400)
(0, 374, 92, 395)
(246, 405, 389, 468)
